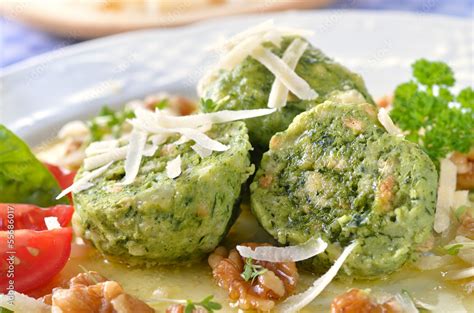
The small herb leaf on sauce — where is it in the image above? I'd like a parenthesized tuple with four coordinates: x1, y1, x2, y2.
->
(241, 257, 268, 283)
(443, 241, 474, 256)
(390, 59, 474, 163)
(0, 125, 65, 206)
(0, 307, 14, 313)
(185, 295, 222, 313)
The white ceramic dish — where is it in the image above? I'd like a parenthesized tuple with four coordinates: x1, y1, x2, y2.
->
(1, 10, 472, 147)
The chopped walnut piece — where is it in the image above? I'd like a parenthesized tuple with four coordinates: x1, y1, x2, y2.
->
(450, 151, 474, 190)
(375, 175, 396, 212)
(42, 271, 154, 313)
(208, 243, 298, 311)
(458, 212, 474, 239)
(331, 289, 400, 313)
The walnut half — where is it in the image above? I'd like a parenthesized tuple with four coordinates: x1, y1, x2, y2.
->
(42, 271, 154, 313)
(208, 243, 299, 312)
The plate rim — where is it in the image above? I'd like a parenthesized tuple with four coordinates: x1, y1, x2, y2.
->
(0, 9, 470, 79)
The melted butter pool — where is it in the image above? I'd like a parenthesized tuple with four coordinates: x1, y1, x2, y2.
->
(44, 208, 472, 312)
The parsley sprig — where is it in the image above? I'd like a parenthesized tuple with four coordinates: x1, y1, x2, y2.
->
(240, 257, 268, 283)
(389, 59, 474, 164)
(149, 295, 222, 313)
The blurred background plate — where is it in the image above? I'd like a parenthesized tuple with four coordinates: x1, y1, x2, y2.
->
(0, 0, 334, 38)
(0, 10, 472, 147)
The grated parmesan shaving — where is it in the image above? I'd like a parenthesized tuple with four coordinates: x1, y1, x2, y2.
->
(394, 292, 419, 313)
(122, 129, 148, 185)
(274, 242, 357, 313)
(215, 20, 313, 52)
(434, 158, 457, 233)
(166, 155, 182, 179)
(251, 47, 318, 100)
(56, 162, 113, 199)
(85, 139, 120, 156)
(217, 34, 270, 71)
(0, 291, 51, 313)
(84, 146, 128, 171)
(44, 217, 61, 230)
(236, 237, 327, 262)
(147, 108, 276, 129)
(445, 266, 474, 280)
(191, 144, 212, 158)
(217, 20, 275, 51)
(268, 38, 308, 109)
(378, 108, 403, 137)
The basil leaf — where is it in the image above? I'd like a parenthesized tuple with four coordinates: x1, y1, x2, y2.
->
(0, 125, 65, 206)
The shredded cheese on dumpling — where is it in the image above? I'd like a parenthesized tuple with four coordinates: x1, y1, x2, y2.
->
(274, 242, 358, 313)
(217, 34, 271, 71)
(268, 38, 309, 109)
(83, 146, 128, 171)
(251, 47, 318, 100)
(56, 162, 113, 199)
(147, 108, 276, 129)
(236, 237, 327, 262)
(434, 158, 457, 233)
(191, 144, 212, 158)
(85, 139, 120, 156)
(122, 129, 148, 185)
(166, 155, 182, 179)
(378, 108, 403, 137)
(215, 20, 313, 52)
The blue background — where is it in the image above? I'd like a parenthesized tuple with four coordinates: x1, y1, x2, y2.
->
(1, 0, 473, 68)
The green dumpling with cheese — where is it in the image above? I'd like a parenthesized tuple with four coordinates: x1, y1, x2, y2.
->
(251, 100, 438, 278)
(198, 33, 373, 148)
(73, 121, 254, 266)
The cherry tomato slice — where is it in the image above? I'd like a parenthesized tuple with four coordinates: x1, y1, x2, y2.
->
(0, 227, 73, 294)
(0, 204, 74, 231)
(44, 163, 76, 191)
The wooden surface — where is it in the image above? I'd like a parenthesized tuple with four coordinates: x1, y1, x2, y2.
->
(0, 0, 334, 38)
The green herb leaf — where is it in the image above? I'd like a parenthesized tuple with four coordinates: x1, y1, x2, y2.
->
(454, 205, 468, 221)
(444, 243, 463, 255)
(200, 98, 217, 112)
(240, 257, 268, 283)
(87, 105, 135, 142)
(154, 99, 169, 110)
(443, 241, 474, 256)
(412, 59, 455, 90)
(148, 295, 221, 313)
(184, 295, 222, 313)
(390, 59, 474, 165)
(185, 300, 195, 313)
(0, 307, 14, 313)
(0, 125, 65, 206)
(457, 87, 474, 109)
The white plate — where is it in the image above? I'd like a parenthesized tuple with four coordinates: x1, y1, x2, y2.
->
(0, 10, 472, 146)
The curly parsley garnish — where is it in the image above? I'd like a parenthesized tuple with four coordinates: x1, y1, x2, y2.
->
(241, 257, 268, 283)
(389, 59, 474, 164)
